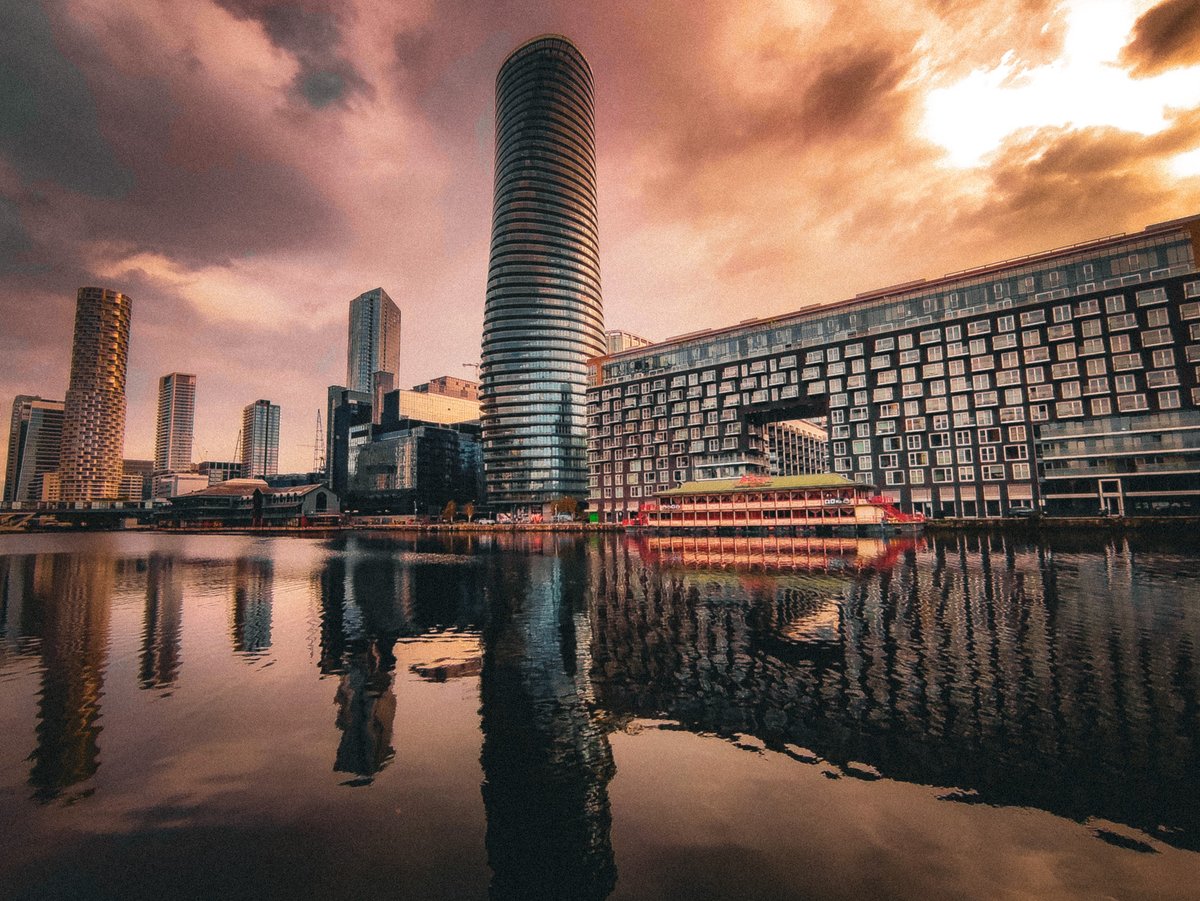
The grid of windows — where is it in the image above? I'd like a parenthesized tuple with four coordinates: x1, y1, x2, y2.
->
(590, 221, 1200, 519)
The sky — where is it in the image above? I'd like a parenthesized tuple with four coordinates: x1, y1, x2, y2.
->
(1, 0, 1199, 475)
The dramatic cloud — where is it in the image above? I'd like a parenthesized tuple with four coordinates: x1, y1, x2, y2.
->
(1, 0, 1198, 474)
(1120, 0, 1200, 76)
(214, 0, 374, 107)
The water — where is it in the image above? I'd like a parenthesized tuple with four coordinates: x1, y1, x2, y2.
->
(0, 530, 1198, 899)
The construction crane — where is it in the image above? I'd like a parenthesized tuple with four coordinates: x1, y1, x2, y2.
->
(296, 410, 326, 476)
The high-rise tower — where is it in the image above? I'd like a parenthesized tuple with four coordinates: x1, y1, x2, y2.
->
(4, 395, 64, 505)
(480, 36, 605, 510)
(59, 287, 132, 502)
(155, 373, 196, 473)
(347, 288, 401, 397)
(241, 399, 280, 478)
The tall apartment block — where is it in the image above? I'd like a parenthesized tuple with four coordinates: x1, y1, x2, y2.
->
(480, 36, 606, 509)
(241, 400, 280, 478)
(155, 373, 196, 473)
(4, 396, 64, 506)
(589, 215, 1200, 521)
(59, 287, 132, 502)
(347, 288, 401, 396)
(765, 420, 829, 477)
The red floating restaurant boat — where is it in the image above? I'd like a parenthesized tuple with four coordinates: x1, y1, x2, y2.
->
(637, 473, 925, 535)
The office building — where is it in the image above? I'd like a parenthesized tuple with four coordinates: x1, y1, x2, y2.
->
(412, 376, 479, 401)
(122, 459, 154, 501)
(155, 373, 196, 473)
(765, 420, 829, 477)
(480, 35, 606, 510)
(4, 396, 64, 506)
(241, 400, 280, 478)
(605, 330, 652, 354)
(387, 388, 479, 426)
(588, 215, 1200, 521)
(347, 288, 401, 396)
(59, 287, 132, 502)
(152, 471, 208, 499)
(199, 460, 242, 485)
(371, 370, 395, 426)
(119, 473, 148, 501)
(347, 418, 483, 516)
(326, 386, 373, 497)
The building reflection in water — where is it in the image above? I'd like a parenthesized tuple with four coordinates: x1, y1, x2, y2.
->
(588, 533, 1200, 851)
(27, 555, 113, 802)
(479, 535, 617, 901)
(139, 554, 183, 690)
(322, 545, 400, 785)
(231, 557, 273, 657)
(317, 535, 500, 784)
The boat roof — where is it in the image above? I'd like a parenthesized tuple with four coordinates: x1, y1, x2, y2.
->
(657, 474, 869, 497)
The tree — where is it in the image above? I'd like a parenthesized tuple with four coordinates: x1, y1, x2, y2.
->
(551, 495, 579, 518)
(464, 502, 476, 522)
(442, 500, 457, 522)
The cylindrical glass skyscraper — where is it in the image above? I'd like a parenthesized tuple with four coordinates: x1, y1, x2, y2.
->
(481, 35, 605, 510)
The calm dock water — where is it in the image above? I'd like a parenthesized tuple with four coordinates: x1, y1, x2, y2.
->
(0, 531, 1197, 899)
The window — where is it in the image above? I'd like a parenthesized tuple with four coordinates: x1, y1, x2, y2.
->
(1146, 370, 1179, 388)
(1151, 348, 1175, 368)
(1117, 393, 1148, 412)
(1109, 313, 1137, 331)
(1135, 287, 1167, 306)
(1105, 294, 1125, 313)
(980, 446, 998, 463)
(1090, 397, 1112, 416)
(1011, 463, 1031, 481)
(1142, 328, 1172, 347)
(1159, 390, 1181, 409)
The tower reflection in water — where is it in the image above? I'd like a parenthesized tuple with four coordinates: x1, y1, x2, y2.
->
(317, 535, 489, 785)
(27, 555, 113, 802)
(479, 534, 617, 901)
(319, 546, 398, 784)
(140, 554, 183, 690)
(231, 557, 273, 657)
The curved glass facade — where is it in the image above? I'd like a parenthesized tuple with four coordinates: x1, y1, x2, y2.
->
(481, 35, 606, 508)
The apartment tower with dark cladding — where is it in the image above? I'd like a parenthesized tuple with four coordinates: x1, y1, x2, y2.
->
(480, 35, 606, 510)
